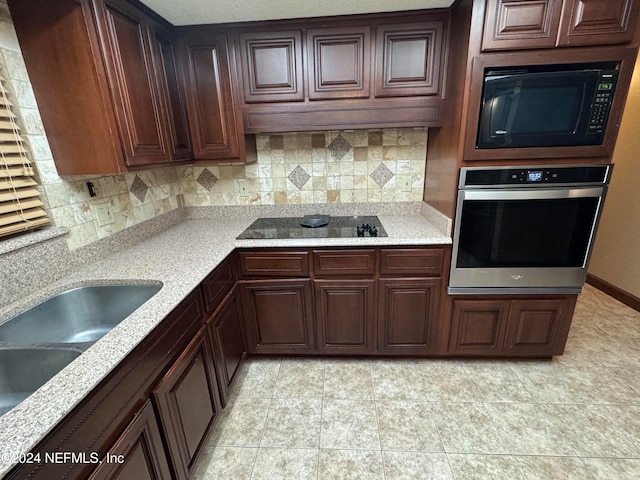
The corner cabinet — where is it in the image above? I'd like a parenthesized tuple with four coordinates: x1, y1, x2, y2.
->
(178, 30, 256, 162)
(482, 0, 640, 51)
(9, 0, 192, 174)
(448, 296, 577, 357)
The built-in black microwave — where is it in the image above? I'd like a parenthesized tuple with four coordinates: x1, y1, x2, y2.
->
(477, 64, 619, 149)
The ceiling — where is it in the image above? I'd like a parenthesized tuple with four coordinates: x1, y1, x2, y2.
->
(139, 0, 455, 26)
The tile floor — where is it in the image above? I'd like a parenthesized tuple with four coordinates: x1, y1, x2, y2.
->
(192, 284, 640, 479)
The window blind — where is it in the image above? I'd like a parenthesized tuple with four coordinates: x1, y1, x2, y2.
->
(0, 74, 50, 238)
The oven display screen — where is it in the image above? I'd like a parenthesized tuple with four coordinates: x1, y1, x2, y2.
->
(527, 170, 543, 182)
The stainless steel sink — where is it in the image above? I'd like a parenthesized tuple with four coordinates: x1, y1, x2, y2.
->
(0, 347, 82, 416)
(0, 284, 161, 345)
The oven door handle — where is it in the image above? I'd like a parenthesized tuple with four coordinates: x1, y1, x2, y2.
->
(461, 186, 606, 201)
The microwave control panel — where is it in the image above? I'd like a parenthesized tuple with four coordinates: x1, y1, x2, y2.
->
(588, 71, 618, 134)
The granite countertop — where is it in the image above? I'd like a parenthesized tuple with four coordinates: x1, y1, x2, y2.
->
(0, 211, 450, 476)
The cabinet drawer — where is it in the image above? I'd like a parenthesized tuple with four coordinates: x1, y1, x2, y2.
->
(202, 257, 235, 313)
(313, 249, 376, 276)
(380, 248, 444, 276)
(238, 250, 310, 277)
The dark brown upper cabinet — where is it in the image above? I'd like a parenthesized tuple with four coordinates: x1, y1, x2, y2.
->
(238, 30, 304, 103)
(483, 0, 640, 51)
(95, 0, 172, 166)
(179, 30, 256, 161)
(9, 0, 192, 174)
(374, 21, 445, 97)
(306, 26, 371, 100)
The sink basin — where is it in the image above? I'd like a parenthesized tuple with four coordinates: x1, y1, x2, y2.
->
(0, 347, 81, 416)
(0, 284, 161, 345)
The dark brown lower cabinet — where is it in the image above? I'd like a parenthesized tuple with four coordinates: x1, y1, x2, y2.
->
(88, 401, 171, 480)
(449, 297, 576, 357)
(314, 279, 376, 354)
(208, 288, 246, 406)
(152, 326, 221, 480)
(378, 278, 441, 355)
(240, 279, 315, 354)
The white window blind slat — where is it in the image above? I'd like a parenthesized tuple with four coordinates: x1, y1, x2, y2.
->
(0, 73, 50, 238)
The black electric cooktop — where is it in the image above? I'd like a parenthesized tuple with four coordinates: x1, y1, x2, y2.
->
(236, 215, 387, 239)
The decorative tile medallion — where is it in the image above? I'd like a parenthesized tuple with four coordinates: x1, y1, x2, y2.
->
(328, 134, 352, 160)
(130, 174, 149, 203)
(197, 168, 219, 191)
(287, 164, 311, 189)
(370, 163, 394, 187)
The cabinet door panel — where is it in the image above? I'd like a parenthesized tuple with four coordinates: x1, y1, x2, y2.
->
(482, 0, 563, 50)
(504, 298, 574, 356)
(307, 26, 371, 99)
(209, 290, 246, 406)
(241, 280, 314, 353)
(182, 34, 241, 159)
(100, 1, 169, 165)
(152, 23, 192, 160)
(240, 30, 304, 102)
(315, 279, 375, 354)
(558, 0, 640, 46)
(449, 300, 510, 355)
(153, 328, 221, 480)
(89, 401, 171, 480)
(378, 278, 440, 354)
(374, 21, 444, 97)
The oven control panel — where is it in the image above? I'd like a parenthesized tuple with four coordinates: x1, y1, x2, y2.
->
(461, 165, 611, 188)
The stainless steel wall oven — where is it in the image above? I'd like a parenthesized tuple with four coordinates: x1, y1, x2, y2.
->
(449, 165, 612, 294)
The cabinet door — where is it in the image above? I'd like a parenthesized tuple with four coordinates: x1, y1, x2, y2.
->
(374, 20, 444, 97)
(240, 279, 315, 354)
(239, 30, 304, 102)
(449, 300, 510, 355)
(153, 327, 221, 480)
(378, 278, 440, 355)
(149, 21, 192, 161)
(181, 33, 241, 160)
(208, 290, 245, 406)
(89, 401, 171, 480)
(482, 0, 563, 50)
(307, 26, 371, 99)
(96, 0, 171, 166)
(504, 298, 575, 356)
(315, 279, 375, 354)
(558, 0, 640, 46)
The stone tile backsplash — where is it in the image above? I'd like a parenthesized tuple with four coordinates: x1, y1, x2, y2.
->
(179, 129, 427, 208)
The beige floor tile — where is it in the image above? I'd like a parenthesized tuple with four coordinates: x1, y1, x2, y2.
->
(323, 360, 374, 399)
(260, 398, 321, 448)
(430, 402, 509, 454)
(582, 457, 640, 480)
(191, 446, 257, 480)
(318, 449, 384, 480)
(542, 404, 640, 458)
(418, 364, 481, 402)
(233, 358, 281, 399)
(273, 358, 324, 398)
(447, 454, 525, 480)
(483, 403, 576, 456)
(207, 398, 271, 447)
(251, 447, 317, 480)
(320, 399, 380, 449)
(463, 365, 534, 403)
(515, 455, 598, 480)
(599, 404, 640, 446)
(375, 400, 443, 452)
(382, 451, 453, 480)
(371, 360, 426, 400)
